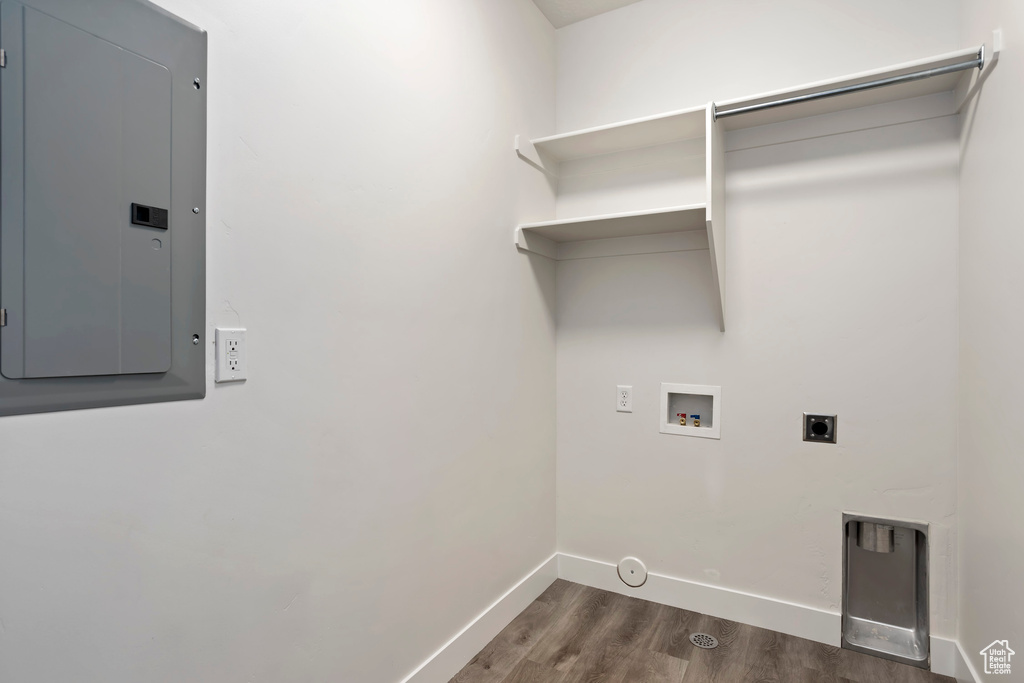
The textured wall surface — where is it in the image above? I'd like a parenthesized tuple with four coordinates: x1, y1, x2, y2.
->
(555, 0, 960, 132)
(958, 1, 1024, 677)
(531, 0, 644, 29)
(0, 2, 557, 682)
(554, 0, 962, 637)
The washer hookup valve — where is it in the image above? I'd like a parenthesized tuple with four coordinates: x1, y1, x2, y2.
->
(692, 414, 701, 427)
(676, 413, 687, 426)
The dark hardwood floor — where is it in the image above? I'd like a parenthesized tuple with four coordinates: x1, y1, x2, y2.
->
(450, 580, 953, 683)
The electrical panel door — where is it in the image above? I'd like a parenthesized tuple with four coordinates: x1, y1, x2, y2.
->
(0, 0, 206, 415)
(2, 6, 172, 378)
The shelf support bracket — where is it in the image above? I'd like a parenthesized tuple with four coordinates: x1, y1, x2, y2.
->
(514, 135, 557, 177)
(514, 227, 557, 259)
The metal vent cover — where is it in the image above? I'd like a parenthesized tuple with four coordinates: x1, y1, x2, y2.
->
(689, 633, 719, 649)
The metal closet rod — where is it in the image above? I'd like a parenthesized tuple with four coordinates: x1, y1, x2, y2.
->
(714, 47, 984, 120)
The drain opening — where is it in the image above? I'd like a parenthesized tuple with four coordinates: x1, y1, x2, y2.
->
(689, 633, 719, 649)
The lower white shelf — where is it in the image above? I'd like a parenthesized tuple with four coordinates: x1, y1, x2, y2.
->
(513, 204, 723, 331)
(515, 103, 725, 332)
(516, 205, 706, 247)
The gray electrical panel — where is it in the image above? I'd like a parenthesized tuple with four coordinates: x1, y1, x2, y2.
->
(0, 0, 206, 415)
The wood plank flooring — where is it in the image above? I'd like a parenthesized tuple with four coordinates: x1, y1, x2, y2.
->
(450, 580, 953, 683)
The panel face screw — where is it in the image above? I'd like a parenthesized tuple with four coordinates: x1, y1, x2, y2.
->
(192, 207, 200, 214)
(192, 334, 200, 345)
(193, 78, 201, 89)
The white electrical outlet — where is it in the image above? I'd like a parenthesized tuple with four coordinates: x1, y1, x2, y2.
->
(215, 328, 247, 383)
(617, 385, 632, 413)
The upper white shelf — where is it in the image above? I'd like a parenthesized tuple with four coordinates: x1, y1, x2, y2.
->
(715, 46, 982, 130)
(531, 105, 706, 162)
(526, 46, 983, 157)
(516, 104, 726, 331)
(513, 43, 994, 333)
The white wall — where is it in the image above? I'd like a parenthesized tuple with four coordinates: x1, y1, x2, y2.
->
(554, 0, 962, 636)
(958, 1, 1024, 675)
(555, 0, 961, 132)
(0, 2, 557, 682)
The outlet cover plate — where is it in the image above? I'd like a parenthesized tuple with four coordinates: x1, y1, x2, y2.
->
(617, 385, 632, 413)
(215, 327, 247, 383)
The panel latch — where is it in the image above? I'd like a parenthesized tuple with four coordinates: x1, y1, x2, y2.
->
(131, 203, 169, 229)
(0, 308, 6, 327)
(0, 49, 6, 68)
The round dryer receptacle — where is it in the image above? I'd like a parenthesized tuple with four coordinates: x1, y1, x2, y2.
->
(617, 556, 648, 587)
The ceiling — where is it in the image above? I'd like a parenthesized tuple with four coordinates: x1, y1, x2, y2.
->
(531, 0, 645, 28)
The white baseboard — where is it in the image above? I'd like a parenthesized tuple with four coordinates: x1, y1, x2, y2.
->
(396, 551, 976, 683)
(398, 553, 558, 683)
(940, 639, 982, 683)
(931, 637, 965, 681)
(556, 552, 975, 681)
(557, 552, 840, 645)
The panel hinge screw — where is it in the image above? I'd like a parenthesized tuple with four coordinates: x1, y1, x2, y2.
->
(192, 334, 200, 345)
(193, 78, 201, 89)
(192, 207, 200, 214)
